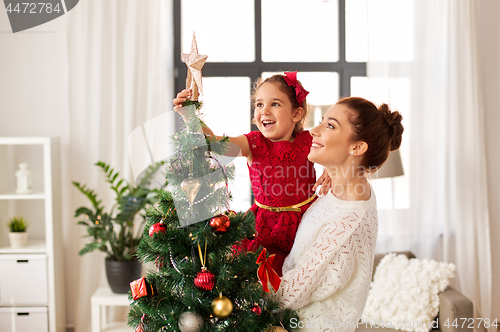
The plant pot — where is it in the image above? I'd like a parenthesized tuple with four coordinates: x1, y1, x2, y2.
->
(105, 259, 142, 294)
(9, 232, 28, 248)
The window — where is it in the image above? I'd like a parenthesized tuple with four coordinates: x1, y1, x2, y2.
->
(174, 0, 367, 210)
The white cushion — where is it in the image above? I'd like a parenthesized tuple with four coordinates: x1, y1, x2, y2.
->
(361, 253, 456, 332)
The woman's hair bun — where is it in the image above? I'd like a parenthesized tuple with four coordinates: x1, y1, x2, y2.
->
(378, 104, 404, 151)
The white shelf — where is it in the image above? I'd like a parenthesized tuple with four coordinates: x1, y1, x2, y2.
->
(0, 137, 50, 145)
(0, 192, 45, 200)
(92, 287, 131, 306)
(0, 137, 64, 332)
(92, 287, 133, 332)
(0, 239, 47, 254)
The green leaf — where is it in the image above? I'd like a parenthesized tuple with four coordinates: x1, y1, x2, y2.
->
(72, 181, 102, 211)
(7, 216, 28, 232)
(114, 179, 124, 191)
(74, 160, 162, 261)
(78, 242, 102, 256)
(95, 161, 130, 198)
(74, 207, 94, 218)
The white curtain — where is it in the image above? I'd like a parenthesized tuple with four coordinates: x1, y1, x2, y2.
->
(63, 1, 174, 331)
(364, 0, 492, 330)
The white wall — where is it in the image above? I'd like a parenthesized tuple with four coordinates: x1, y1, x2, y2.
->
(0, 9, 75, 328)
(0, 16, 69, 138)
(476, 0, 500, 323)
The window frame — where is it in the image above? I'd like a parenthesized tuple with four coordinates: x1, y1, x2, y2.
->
(173, 0, 367, 113)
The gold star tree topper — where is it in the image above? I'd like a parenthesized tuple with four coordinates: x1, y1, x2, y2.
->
(181, 33, 208, 102)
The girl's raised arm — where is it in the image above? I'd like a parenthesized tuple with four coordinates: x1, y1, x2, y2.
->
(173, 89, 252, 162)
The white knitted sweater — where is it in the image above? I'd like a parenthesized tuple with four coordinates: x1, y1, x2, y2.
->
(270, 188, 378, 332)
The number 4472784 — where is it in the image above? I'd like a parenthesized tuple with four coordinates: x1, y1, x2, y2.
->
(444, 318, 498, 329)
(6, 3, 62, 14)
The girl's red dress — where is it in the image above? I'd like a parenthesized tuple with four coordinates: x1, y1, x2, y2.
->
(238, 130, 316, 276)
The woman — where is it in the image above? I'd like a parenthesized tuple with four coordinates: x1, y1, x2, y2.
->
(269, 97, 404, 332)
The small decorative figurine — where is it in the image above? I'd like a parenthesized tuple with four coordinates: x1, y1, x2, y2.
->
(15, 162, 33, 194)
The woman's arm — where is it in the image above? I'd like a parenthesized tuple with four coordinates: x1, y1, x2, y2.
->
(270, 212, 365, 310)
(173, 89, 252, 162)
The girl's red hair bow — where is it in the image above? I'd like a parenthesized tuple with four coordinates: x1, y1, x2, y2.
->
(283, 71, 309, 105)
(256, 248, 281, 293)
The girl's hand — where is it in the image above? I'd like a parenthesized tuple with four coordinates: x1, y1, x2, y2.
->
(313, 169, 331, 196)
(173, 89, 192, 111)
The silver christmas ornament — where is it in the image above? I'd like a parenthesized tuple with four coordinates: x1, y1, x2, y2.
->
(178, 311, 204, 332)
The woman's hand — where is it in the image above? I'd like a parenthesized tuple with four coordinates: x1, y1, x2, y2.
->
(173, 89, 192, 111)
(313, 169, 331, 196)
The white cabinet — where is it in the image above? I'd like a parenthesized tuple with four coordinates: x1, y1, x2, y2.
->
(0, 307, 49, 332)
(0, 137, 65, 332)
(0, 254, 48, 305)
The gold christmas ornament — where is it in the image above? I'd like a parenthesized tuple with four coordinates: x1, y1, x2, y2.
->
(181, 32, 208, 101)
(225, 210, 237, 218)
(181, 175, 201, 203)
(264, 327, 288, 332)
(211, 294, 233, 319)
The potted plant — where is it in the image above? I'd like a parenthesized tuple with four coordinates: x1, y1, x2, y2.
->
(7, 216, 29, 248)
(73, 161, 163, 293)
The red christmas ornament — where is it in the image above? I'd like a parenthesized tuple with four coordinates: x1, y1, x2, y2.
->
(251, 304, 262, 315)
(210, 215, 230, 233)
(149, 222, 167, 237)
(194, 267, 216, 291)
(135, 324, 144, 332)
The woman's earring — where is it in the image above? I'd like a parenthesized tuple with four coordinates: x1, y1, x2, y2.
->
(350, 151, 354, 155)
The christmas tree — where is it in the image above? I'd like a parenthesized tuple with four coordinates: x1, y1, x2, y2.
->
(127, 34, 298, 332)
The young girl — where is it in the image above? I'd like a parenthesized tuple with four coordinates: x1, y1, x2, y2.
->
(173, 72, 318, 276)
